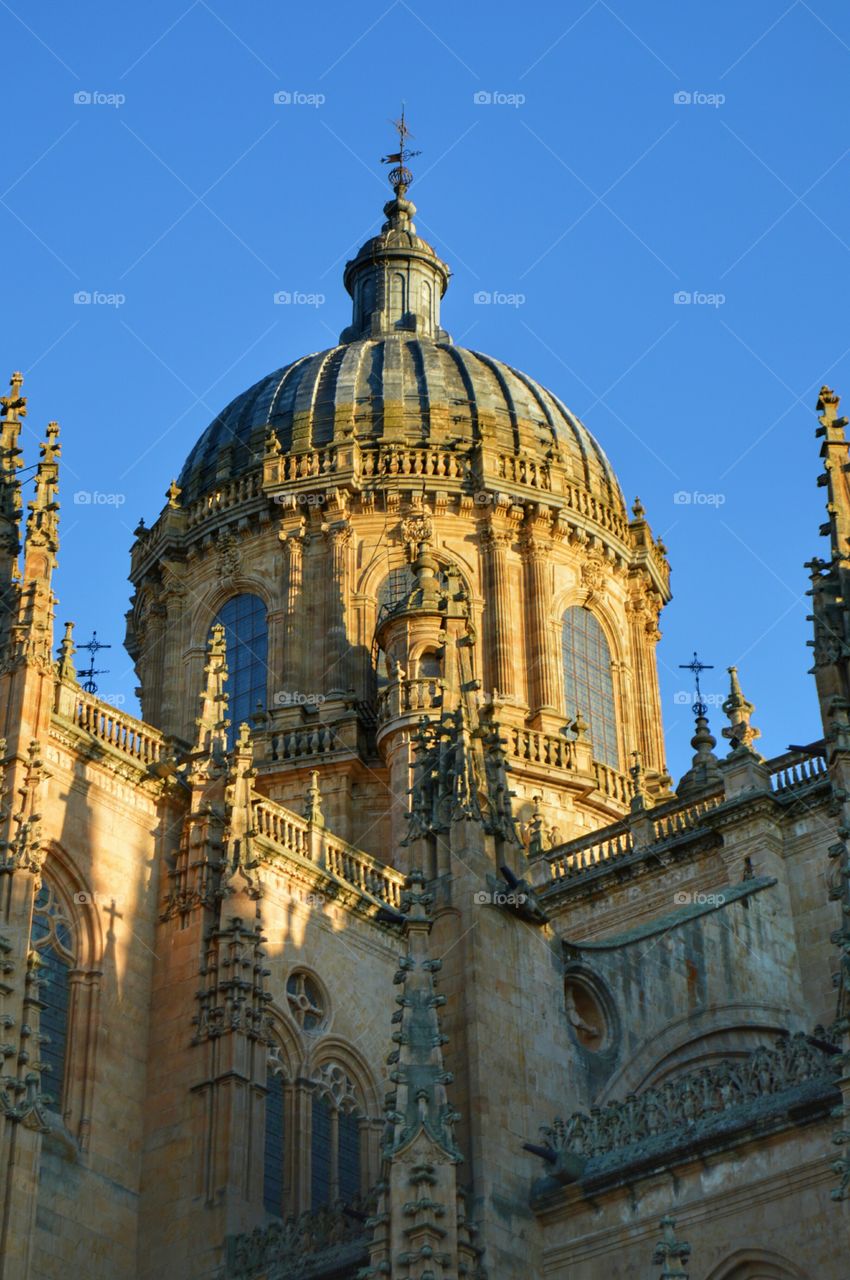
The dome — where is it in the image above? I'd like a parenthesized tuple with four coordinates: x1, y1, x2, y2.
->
(175, 172, 625, 516)
(177, 339, 625, 510)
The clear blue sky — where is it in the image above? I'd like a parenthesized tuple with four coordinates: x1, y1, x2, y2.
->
(3, 0, 848, 779)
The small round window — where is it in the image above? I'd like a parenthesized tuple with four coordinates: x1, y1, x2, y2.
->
(564, 973, 612, 1053)
(286, 970, 327, 1032)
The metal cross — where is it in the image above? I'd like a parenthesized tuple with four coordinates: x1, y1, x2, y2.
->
(78, 630, 111, 695)
(381, 103, 421, 193)
(679, 650, 713, 717)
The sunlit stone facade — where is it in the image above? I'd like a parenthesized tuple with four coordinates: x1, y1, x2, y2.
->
(0, 179, 848, 1280)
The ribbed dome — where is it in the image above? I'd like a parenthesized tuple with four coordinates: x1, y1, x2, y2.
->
(177, 337, 625, 511)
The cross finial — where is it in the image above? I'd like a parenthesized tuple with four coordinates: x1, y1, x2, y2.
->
(679, 650, 714, 717)
(0, 372, 26, 423)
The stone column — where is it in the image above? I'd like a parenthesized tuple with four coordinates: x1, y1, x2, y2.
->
(482, 527, 516, 699)
(521, 529, 559, 721)
(281, 532, 304, 699)
(627, 578, 666, 777)
(323, 522, 352, 696)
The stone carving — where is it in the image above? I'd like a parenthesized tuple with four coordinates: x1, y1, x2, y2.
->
(651, 1215, 690, 1278)
(721, 665, 762, 757)
(286, 971, 326, 1032)
(540, 1032, 837, 1162)
(224, 1195, 376, 1278)
(0, 740, 45, 876)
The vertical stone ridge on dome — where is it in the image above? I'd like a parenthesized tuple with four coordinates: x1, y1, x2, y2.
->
(438, 342, 482, 442)
(465, 349, 522, 454)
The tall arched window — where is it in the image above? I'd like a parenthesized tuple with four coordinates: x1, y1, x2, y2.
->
(30, 879, 74, 1112)
(561, 607, 618, 768)
(263, 1065, 286, 1216)
(213, 593, 268, 746)
(310, 1062, 362, 1209)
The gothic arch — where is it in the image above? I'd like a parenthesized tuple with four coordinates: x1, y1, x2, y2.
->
(551, 586, 625, 667)
(557, 597, 622, 769)
(704, 1249, 808, 1279)
(305, 1036, 381, 1119)
(597, 1004, 794, 1102)
(34, 844, 103, 1148)
(265, 1002, 303, 1081)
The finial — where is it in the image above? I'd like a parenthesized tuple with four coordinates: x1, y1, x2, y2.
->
(651, 1215, 690, 1278)
(0, 372, 26, 423)
(25, 421, 61, 553)
(57, 621, 76, 682)
(264, 425, 282, 460)
(631, 496, 645, 520)
(572, 710, 589, 740)
(630, 749, 649, 812)
(381, 103, 421, 197)
(166, 479, 182, 509)
(721, 664, 762, 757)
(192, 623, 230, 763)
(678, 650, 714, 719)
(77, 630, 111, 695)
(304, 769, 324, 827)
(527, 795, 546, 858)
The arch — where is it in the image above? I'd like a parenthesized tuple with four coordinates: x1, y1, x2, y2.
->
(210, 592, 270, 744)
(390, 271, 406, 320)
(597, 1004, 795, 1103)
(306, 1036, 381, 1120)
(561, 605, 618, 768)
(704, 1249, 808, 1280)
(190, 575, 275, 647)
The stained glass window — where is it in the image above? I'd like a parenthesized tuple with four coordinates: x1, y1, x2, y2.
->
(213, 594, 268, 747)
(30, 881, 74, 1111)
(338, 1110, 360, 1203)
(561, 607, 618, 768)
(311, 1094, 333, 1209)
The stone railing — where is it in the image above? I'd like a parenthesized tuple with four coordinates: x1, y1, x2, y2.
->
(185, 470, 264, 530)
(539, 1032, 837, 1165)
(267, 722, 346, 763)
(592, 761, 632, 806)
(495, 452, 552, 492)
(61, 691, 165, 768)
(769, 750, 828, 794)
(377, 677, 443, 725)
(508, 726, 575, 772)
(651, 793, 723, 842)
(224, 1198, 373, 1279)
(252, 796, 405, 910)
(547, 828, 633, 883)
(360, 444, 468, 483)
(562, 482, 630, 542)
(264, 446, 339, 487)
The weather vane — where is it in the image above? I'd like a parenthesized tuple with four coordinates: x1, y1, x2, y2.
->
(679, 650, 714, 718)
(78, 630, 111, 695)
(381, 103, 421, 196)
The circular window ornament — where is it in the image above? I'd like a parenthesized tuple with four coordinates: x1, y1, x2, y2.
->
(564, 973, 610, 1052)
(286, 970, 327, 1032)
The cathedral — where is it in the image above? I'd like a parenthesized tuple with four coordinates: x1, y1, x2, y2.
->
(0, 141, 848, 1280)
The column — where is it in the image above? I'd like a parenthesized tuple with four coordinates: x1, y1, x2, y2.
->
(521, 529, 559, 717)
(482, 527, 516, 699)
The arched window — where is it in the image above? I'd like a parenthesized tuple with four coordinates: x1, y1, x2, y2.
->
(263, 1066, 286, 1216)
(30, 879, 74, 1112)
(310, 1062, 362, 1209)
(561, 607, 618, 768)
(213, 593, 268, 746)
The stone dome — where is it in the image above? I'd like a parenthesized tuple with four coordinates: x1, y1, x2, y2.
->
(176, 180, 626, 514)
(177, 339, 625, 510)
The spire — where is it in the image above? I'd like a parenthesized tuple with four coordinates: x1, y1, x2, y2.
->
(303, 769, 325, 827)
(816, 385, 850, 567)
(56, 621, 76, 682)
(192, 624, 230, 769)
(25, 421, 60, 555)
(0, 372, 24, 558)
(651, 1215, 690, 1279)
(677, 705, 722, 799)
(340, 111, 451, 343)
(721, 664, 762, 758)
(362, 870, 484, 1279)
(222, 723, 260, 896)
